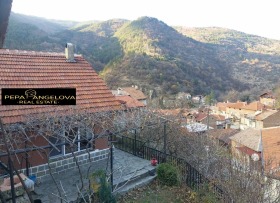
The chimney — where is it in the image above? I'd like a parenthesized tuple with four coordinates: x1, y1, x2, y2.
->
(65, 43, 76, 62)
(117, 88, 121, 95)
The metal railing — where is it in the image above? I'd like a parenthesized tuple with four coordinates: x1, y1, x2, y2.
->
(115, 135, 233, 203)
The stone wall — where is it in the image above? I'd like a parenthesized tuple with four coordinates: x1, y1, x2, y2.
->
(20, 148, 109, 181)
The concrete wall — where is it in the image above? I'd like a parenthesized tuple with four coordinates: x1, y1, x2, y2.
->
(20, 148, 109, 181)
(260, 98, 275, 108)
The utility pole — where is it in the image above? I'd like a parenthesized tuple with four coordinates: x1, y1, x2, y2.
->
(108, 130, 117, 192)
(207, 107, 210, 132)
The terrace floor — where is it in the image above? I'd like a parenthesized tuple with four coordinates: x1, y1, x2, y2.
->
(25, 148, 155, 203)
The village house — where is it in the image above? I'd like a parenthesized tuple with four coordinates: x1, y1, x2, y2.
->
(200, 114, 230, 129)
(230, 126, 280, 175)
(261, 126, 280, 174)
(155, 108, 192, 124)
(259, 91, 276, 108)
(0, 45, 121, 179)
(192, 95, 205, 104)
(114, 95, 146, 110)
(212, 101, 247, 118)
(208, 129, 239, 148)
(240, 109, 280, 130)
(176, 92, 191, 100)
(230, 128, 262, 165)
(112, 86, 147, 105)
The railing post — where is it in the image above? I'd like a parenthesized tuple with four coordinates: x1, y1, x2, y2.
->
(134, 129, 137, 156)
(163, 121, 167, 162)
(110, 142, 113, 192)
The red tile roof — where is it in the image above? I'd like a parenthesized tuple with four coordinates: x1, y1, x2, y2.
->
(230, 128, 261, 152)
(255, 110, 278, 121)
(262, 127, 280, 170)
(208, 129, 239, 144)
(115, 95, 145, 109)
(121, 87, 147, 100)
(260, 91, 275, 99)
(0, 49, 121, 124)
(236, 146, 261, 157)
(156, 108, 191, 118)
(194, 112, 207, 122)
(216, 102, 247, 111)
(241, 101, 264, 111)
(227, 102, 247, 109)
(212, 114, 226, 121)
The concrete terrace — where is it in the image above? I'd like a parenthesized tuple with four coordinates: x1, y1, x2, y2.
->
(29, 148, 155, 203)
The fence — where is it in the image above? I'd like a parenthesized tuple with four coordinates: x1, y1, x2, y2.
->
(115, 135, 233, 203)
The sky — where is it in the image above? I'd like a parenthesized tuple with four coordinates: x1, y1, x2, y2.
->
(12, 0, 280, 40)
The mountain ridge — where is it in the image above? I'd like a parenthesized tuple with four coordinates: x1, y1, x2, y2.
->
(4, 13, 280, 99)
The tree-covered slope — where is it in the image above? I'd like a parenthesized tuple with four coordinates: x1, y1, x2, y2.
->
(175, 27, 280, 92)
(4, 14, 280, 98)
(103, 17, 247, 95)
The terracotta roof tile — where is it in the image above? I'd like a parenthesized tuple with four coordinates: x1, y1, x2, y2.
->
(262, 127, 280, 170)
(230, 128, 261, 151)
(194, 113, 207, 122)
(241, 101, 264, 111)
(208, 129, 239, 144)
(115, 95, 146, 109)
(255, 110, 278, 121)
(121, 87, 147, 100)
(0, 49, 120, 124)
(216, 102, 247, 111)
(236, 146, 261, 157)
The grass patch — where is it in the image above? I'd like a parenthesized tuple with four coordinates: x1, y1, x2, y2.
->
(117, 180, 199, 203)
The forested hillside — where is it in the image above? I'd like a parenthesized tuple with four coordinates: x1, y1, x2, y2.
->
(4, 13, 280, 99)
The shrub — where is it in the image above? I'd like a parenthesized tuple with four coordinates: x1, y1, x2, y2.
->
(196, 183, 219, 203)
(157, 163, 180, 186)
(96, 171, 116, 203)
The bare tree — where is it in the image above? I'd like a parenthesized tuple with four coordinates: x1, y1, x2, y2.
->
(113, 109, 280, 203)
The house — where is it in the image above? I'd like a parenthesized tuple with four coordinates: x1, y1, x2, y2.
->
(230, 128, 262, 164)
(177, 92, 191, 100)
(213, 101, 247, 118)
(225, 101, 248, 119)
(184, 122, 213, 133)
(193, 112, 207, 123)
(155, 108, 192, 124)
(230, 126, 280, 173)
(259, 110, 280, 128)
(208, 129, 239, 148)
(0, 45, 121, 178)
(239, 110, 280, 130)
(203, 114, 229, 129)
(259, 91, 276, 108)
(115, 95, 146, 110)
(261, 126, 280, 173)
(112, 86, 147, 105)
(192, 95, 204, 104)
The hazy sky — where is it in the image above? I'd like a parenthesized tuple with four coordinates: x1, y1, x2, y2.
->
(12, 0, 280, 40)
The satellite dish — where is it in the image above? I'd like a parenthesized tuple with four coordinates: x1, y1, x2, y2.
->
(251, 153, 260, 161)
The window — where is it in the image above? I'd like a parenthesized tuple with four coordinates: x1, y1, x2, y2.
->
(79, 126, 94, 151)
(49, 125, 94, 157)
(65, 127, 78, 154)
(49, 136, 64, 157)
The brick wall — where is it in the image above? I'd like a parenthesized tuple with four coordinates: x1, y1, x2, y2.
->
(20, 148, 109, 180)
